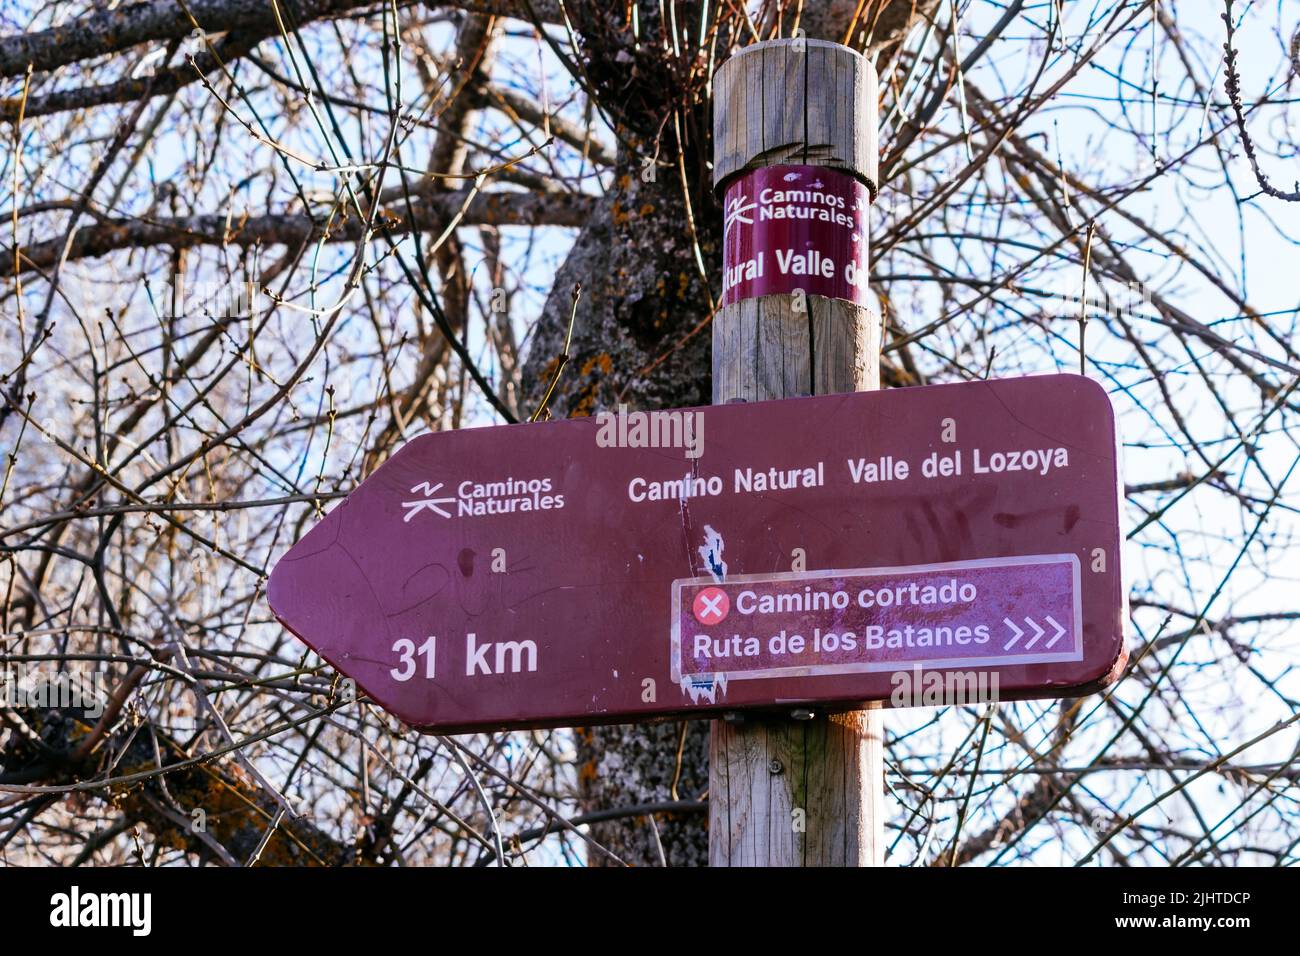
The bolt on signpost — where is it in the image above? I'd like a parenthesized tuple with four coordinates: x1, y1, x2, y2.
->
(266, 41, 1126, 869)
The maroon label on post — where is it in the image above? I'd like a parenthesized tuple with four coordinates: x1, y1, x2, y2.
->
(722, 164, 871, 307)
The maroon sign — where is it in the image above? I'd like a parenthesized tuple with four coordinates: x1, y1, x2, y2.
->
(722, 164, 871, 306)
(267, 374, 1126, 733)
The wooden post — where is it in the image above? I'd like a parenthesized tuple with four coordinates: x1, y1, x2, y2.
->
(709, 38, 884, 866)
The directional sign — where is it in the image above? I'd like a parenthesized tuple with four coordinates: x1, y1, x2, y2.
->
(267, 374, 1126, 732)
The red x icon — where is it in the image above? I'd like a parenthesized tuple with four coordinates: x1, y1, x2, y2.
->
(693, 587, 730, 625)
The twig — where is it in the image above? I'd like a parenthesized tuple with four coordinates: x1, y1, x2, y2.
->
(1222, 1, 1300, 201)
(530, 282, 581, 422)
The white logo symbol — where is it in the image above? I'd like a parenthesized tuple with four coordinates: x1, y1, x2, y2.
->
(402, 481, 456, 521)
(724, 193, 756, 241)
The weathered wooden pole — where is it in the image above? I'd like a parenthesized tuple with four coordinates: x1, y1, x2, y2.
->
(709, 38, 883, 866)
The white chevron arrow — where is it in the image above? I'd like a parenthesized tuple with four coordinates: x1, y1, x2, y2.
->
(1003, 617, 1024, 650)
(1044, 615, 1066, 648)
(1023, 617, 1046, 649)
